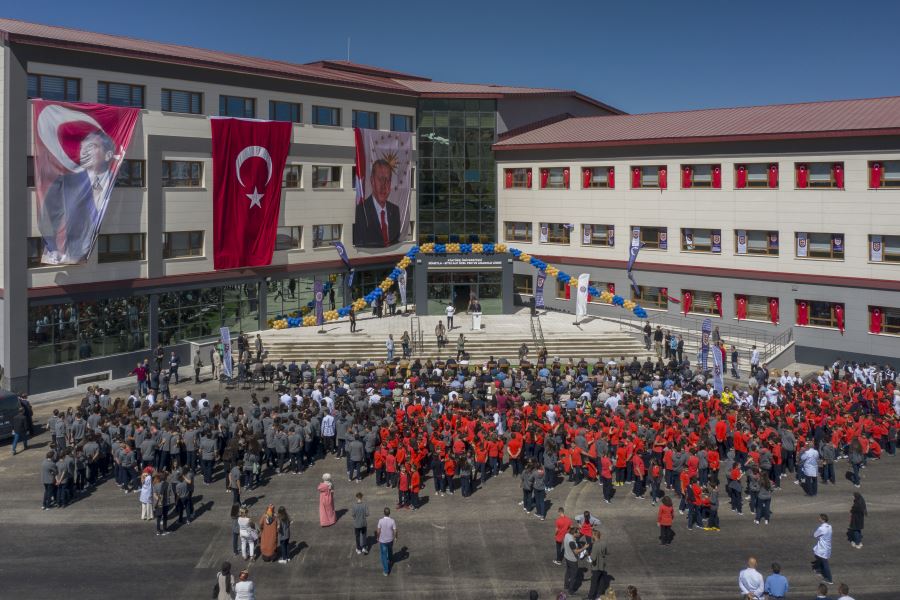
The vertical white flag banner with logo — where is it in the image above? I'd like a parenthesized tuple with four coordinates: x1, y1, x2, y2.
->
(398, 269, 408, 306)
(796, 232, 808, 258)
(582, 224, 592, 245)
(220, 327, 233, 378)
(870, 235, 883, 262)
(575, 273, 590, 322)
(539, 224, 548, 243)
(712, 341, 724, 393)
(736, 229, 747, 255)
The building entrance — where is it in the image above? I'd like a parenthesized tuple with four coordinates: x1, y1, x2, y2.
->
(414, 253, 514, 316)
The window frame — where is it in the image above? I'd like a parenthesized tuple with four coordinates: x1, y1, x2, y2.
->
(735, 229, 779, 256)
(872, 306, 900, 335)
(737, 294, 772, 322)
(683, 289, 722, 317)
(869, 160, 900, 188)
(27, 237, 45, 268)
(541, 167, 569, 190)
(275, 226, 303, 251)
(312, 224, 342, 248)
(632, 226, 668, 250)
(312, 105, 341, 127)
(631, 285, 668, 310)
(162, 231, 204, 259)
(219, 95, 256, 118)
(116, 159, 146, 188)
(282, 164, 302, 189)
(98, 233, 146, 263)
(736, 163, 777, 189)
(582, 224, 615, 247)
(505, 168, 531, 189)
(161, 89, 203, 114)
(161, 160, 203, 188)
(539, 222, 571, 245)
(311, 165, 342, 190)
(269, 100, 302, 123)
(681, 164, 719, 188)
(390, 114, 414, 132)
(800, 300, 843, 329)
(798, 162, 843, 189)
(504, 221, 532, 243)
(352, 109, 379, 130)
(796, 232, 844, 260)
(513, 274, 534, 296)
(633, 165, 665, 189)
(582, 166, 613, 189)
(98, 81, 145, 108)
(870, 234, 900, 263)
(680, 228, 721, 253)
(27, 73, 81, 101)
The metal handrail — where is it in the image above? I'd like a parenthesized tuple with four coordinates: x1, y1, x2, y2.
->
(530, 314, 547, 352)
(410, 315, 423, 354)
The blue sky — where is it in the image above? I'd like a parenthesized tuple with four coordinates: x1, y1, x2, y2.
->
(6, 0, 900, 113)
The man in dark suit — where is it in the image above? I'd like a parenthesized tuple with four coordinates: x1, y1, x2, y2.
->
(353, 159, 401, 247)
(38, 130, 115, 263)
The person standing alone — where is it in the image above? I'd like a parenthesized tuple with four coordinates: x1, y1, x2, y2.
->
(812, 513, 834, 584)
(352, 492, 370, 554)
(377, 507, 397, 576)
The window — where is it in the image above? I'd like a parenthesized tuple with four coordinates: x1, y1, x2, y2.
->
(312, 166, 342, 189)
(391, 114, 413, 132)
(681, 228, 721, 253)
(799, 300, 844, 329)
(582, 166, 614, 189)
(735, 230, 779, 256)
(869, 234, 900, 262)
(539, 222, 571, 245)
(98, 233, 145, 263)
(631, 226, 668, 250)
(312, 105, 341, 126)
(736, 163, 778, 189)
(163, 231, 204, 258)
(219, 95, 255, 118)
(632, 285, 668, 310)
(27, 156, 35, 187)
(681, 164, 720, 188)
(737, 294, 772, 321)
(504, 168, 531, 189)
(162, 161, 203, 187)
(588, 281, 615, 304)
(796, 232, 844, 260)
(540, 167, 569, 189)
(556, 279, 572, 300)
(869, 161, 900, 188)
(582, 224, 615, 247)
(797, 162, 843, 189)
(514, 274, 534, 295)
(275, 226, 302, 250)
(282, 165, 302, 188)
(352, 110, 378, 129)
(27, 237, 44, 268)
(870, 306, 900, 335)
(632, 165, 667, 189)
(116, 160, 145, 188)
(313, 224, 341, 247)
(269, 100, 301, 123)
(27, 74, 80, 101)
(683, 289, 722, 316)
(161, 89, 202, 114)
(98, 81, 144, 108)
(504, 221, 532, 242)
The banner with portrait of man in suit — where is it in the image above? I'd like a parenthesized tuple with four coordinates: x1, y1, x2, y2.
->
(352, 128, 413, 248)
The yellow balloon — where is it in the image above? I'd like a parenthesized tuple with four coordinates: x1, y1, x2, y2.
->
(495, 244, 507, 252)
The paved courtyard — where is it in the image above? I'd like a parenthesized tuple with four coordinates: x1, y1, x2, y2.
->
(1, 379, 899, 600)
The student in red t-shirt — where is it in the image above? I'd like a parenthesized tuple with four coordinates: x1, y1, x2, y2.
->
(409, 466, 421, 510)
(553, 508, 573, 564)
(397, 464, 409, 508)
(657, 495, 675, 545)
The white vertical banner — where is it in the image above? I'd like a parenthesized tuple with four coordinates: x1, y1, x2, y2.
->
(220, 327, 233, 378)
(539, 224, 548, 243)
(870, 235, 883, 262)
(736, 229, 747, 255)
(575, 273, 590, 322)
(583, 224, 592, 245)
(398, 269, 408, 306)
(797, 232, 808, 257)
(631, 226, 641, 248)
(711, 342, 724, 393)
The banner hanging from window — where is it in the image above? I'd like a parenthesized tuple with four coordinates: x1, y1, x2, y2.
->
(539, 224, 549, 243)
(736, 229, 747, 254)
(870, 235, 883, 262)
(831, 234, 844, 254)
(535, 271, 546, 308)
(797, 232, 808, 257)
(711, 230, 722, 253)
(32, 100, 141, 265)
(583, 224, 592, 245)
(352, 128, 413, 247)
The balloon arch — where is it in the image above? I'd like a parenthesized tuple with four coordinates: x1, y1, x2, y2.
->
(269, 243, 649, 329)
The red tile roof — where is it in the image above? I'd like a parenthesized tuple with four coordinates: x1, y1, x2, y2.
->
(0, 17, 618, 111)
(494, 96, 900, 149)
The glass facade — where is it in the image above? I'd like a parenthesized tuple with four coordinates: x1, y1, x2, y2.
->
(417, 99, 497, 244)
(28, 296, 149, 368)
(158, 284, 259, 345)
(426, 271, 502, 315)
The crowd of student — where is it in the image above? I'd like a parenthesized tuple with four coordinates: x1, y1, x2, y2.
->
(32, 346, 897, 598)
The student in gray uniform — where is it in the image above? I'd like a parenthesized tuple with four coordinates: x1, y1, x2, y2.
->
(153, 472, 171, 535)
(41, 452, 58, 510)
(175, 468, 194, 524)
(351, 492, 370, 554)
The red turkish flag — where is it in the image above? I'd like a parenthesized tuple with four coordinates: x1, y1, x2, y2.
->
(212, 118, 291, 269)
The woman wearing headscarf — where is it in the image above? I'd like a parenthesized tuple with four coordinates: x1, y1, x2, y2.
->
(214, 561, 235, 600)
(139, 468, 153, 520)
(258, 504, 279, 562)
(318, 473, 336, 527)
(849, 492, 867, 549)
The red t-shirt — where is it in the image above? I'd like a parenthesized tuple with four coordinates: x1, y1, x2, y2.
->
(555, 515, 573, 542)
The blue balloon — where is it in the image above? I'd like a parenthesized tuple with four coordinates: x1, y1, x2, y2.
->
(484, 243, 494, 254)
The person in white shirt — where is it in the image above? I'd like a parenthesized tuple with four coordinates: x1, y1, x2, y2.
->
(836, 582, 855, 600)
(445, 304, 455, 329)
(234, 569, 255, 600)
(183, 394, 194, 410)
(893, 390, 900, 417)
(376, 507, 397, 576)
(279, 392, 292, 407)
(750, 346, 760, 371)
(738, 556, 765, 599)
(812, 514, 834, 584)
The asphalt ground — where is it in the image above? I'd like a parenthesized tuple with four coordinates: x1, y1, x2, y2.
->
(1, 378, 898, 600)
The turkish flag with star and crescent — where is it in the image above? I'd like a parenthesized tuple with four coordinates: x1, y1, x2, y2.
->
(211, 118, 291, 269)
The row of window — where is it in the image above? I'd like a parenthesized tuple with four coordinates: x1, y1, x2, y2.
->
(504, 161, 900, 191)
(514, 276, 899, 336)
(26, 73, 415, 131)
(504, 222, 900, 263)
(26, 225, 349, 267)
(26, 159, 378, 191)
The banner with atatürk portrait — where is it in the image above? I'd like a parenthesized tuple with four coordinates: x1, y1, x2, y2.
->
(32, 100, 140, 265)
(352, 128, 413, 247)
